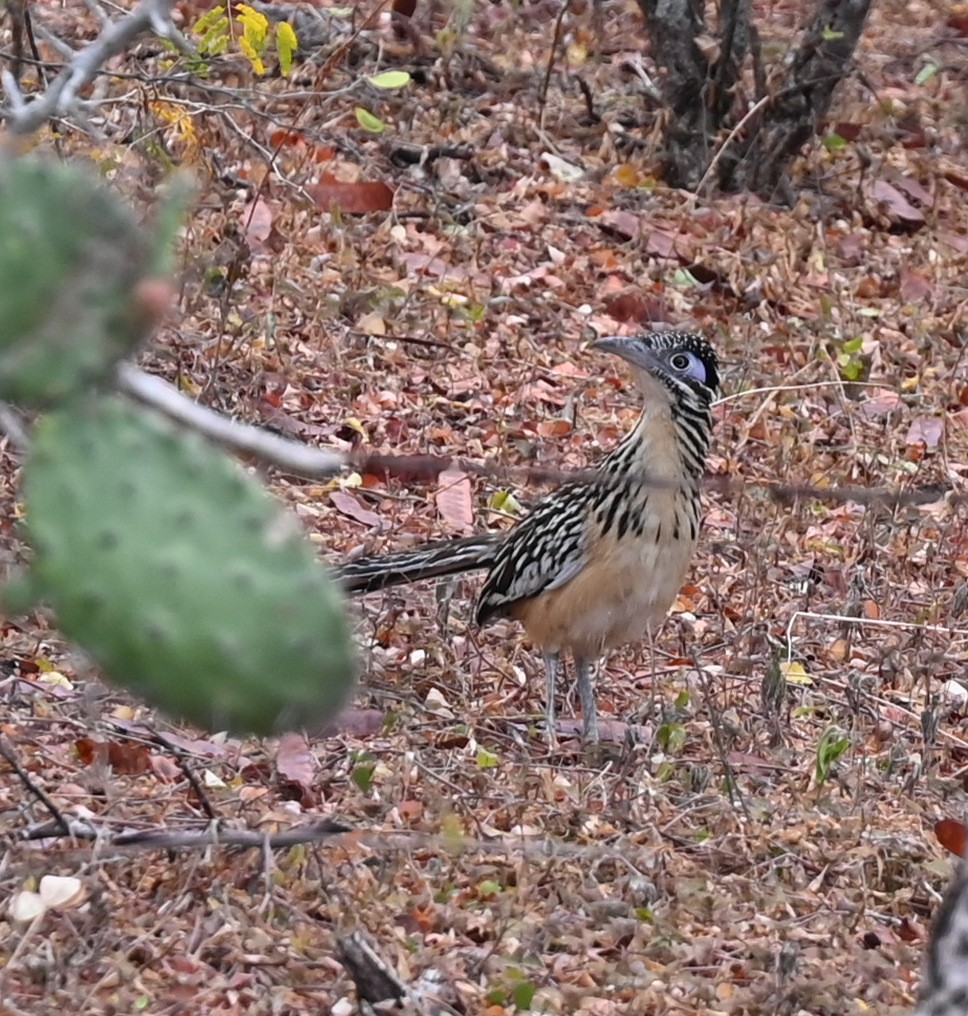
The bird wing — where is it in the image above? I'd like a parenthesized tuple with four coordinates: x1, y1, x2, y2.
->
(475, 486, 589, 624)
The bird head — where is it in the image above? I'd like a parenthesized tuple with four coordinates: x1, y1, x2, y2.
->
(592, 331, 720, 408)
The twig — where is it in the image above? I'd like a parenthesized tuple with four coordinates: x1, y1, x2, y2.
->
(2, 0, 179, 134)
(0, 734, 71, 835)
(118, 364, 346, 477)
(120, 365, 961, 508)
(20, 816, 351, 850)
(538, 1, 569, 132)
(150, 730, 219, 821)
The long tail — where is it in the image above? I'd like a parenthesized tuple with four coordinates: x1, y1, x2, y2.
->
(334, 533, 501, 594)
(915, 853, 968, 1016)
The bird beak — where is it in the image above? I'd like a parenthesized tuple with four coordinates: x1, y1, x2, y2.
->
(591, 335, 662, 374)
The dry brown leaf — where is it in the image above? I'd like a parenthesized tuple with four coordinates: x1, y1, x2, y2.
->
(308, 175, 394, 214)
(329, 490, 383, 528)
(436, 466, 473, 533)
(275, 732, 314, 793)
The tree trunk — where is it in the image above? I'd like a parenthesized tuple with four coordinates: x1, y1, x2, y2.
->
(728, 0, 874, 195)
(634, 0, 709, 190)
(636, 0, 874, 197)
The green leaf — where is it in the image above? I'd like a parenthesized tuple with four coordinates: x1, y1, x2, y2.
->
(355, 107, 386, 133)
(489, 490, 524, 515)
(368, 70, 411, 90)
(821, 27, 844, 41)
(915, 62, 938, 86)
(823, 133, 847, 151)
(194, 5, 226, 34)
(657, 721, 685, 753)
(351, 762, 376, 791)
(276, 22, 298, 76)
(476, 747, 499, 768)
(478, 879, 502, 896)
(512, 981, 536, 1010)
(815, 726, 850, 785)
(672, 267, 699, 287)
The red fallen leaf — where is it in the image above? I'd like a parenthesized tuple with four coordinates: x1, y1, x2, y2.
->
(75, 737, 150, 774)
(899, 266, 934, 303)
(950, 13, 968, 36)
(74, 737, 99, 765)
(536, 419, 572, 438)
(241, 197, 273, 247)
(892, 174, 932, 206)
(170, 954, 204, 975)
(604, 291, 650, 324)
(866, 179, 924, 224)
(829, 121, 864, 142)
(940, 157, 968, 192)
(856, 388, 905, 418)
(436, 467, 473, 534)
(269, 128, 304, 148)
(275, 731, 314, 794)
(855, 275, 883, 299)
(940, 231, 968, 254)
(725, 752, 786, 773)
(384, 416, 409, 444)
(837, 232, 866, 264)
(399, 252, 456, 278)
(905, 415, 943, 450)
(898, 121, 929, 150)
(149, 755, 181, 782)
(336, 709, 386, 737)
(897, 915, 924, 943)
(330, 490, 383, 529)
(596, 208, 642, 239)
(109, 720, 243, 760)
(397, 799, 423, 822)
(936, 817, 968, 857)
(308, 174, 394, 214)
(392, 0, 416, 19)
(642, 228, 678, 258)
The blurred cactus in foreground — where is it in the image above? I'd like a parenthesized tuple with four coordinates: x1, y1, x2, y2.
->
(0, 155, 356, 735)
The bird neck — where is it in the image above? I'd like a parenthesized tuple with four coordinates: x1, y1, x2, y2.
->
(600, 392, 712, 487)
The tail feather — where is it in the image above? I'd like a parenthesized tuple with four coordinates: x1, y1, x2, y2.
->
(335, 533, 500, 594)
(915, 856, 968, 1016)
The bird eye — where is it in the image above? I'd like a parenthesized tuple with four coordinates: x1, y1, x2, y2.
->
(670, 352, 692, 372)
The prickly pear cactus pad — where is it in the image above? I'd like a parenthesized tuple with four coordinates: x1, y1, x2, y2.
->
(0, 156, 161, 406)
(17, 396, 356, 736)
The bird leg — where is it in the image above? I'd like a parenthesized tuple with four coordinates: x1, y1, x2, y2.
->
(542, 652, 560, 746)
(576, 656, 598, 743)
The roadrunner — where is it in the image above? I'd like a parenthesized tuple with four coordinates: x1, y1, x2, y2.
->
(337, 331, 720, 742)
(914, 854, 968, 1016)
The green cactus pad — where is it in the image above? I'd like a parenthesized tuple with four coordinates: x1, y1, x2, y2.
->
(19, 396, 356, 736)
(0, 156, 162, 406)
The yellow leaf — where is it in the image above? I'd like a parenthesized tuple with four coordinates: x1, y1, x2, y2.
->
(780, 661, 812, 685)
(343, 417, 368, 440)
(238, 36, 265, 75)
(613, 163, 641, 188)
(276, 22, 298, 75)
(566, 41, 587, 66)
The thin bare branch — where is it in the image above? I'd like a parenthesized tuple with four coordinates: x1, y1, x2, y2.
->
(2, 0, 179, 134)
